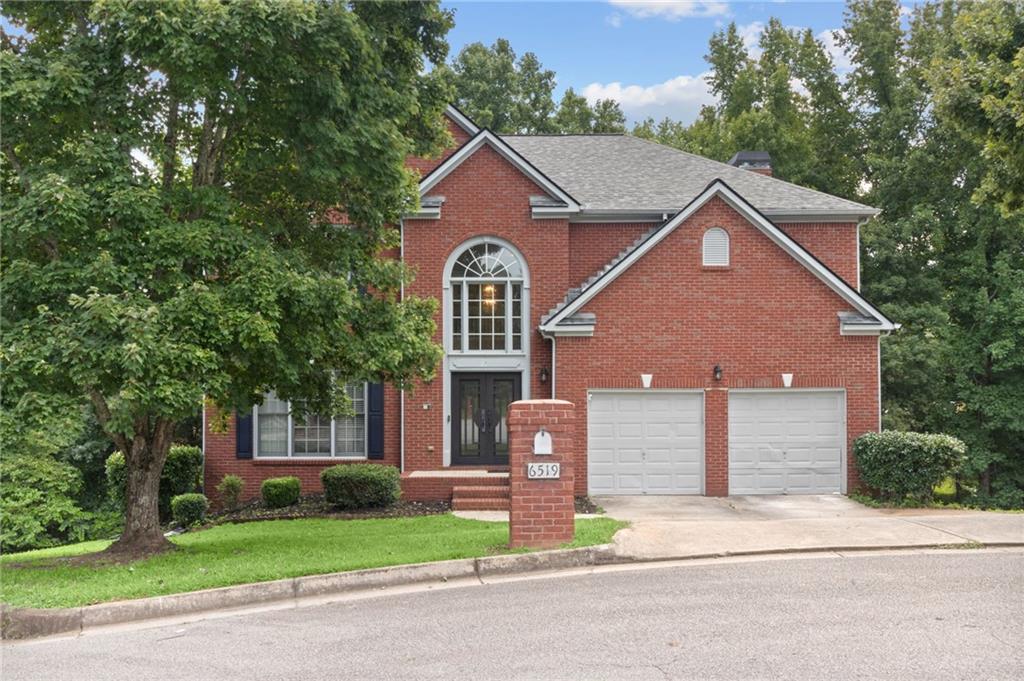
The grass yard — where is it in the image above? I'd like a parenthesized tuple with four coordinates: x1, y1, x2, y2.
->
(0, 515, 626, 609)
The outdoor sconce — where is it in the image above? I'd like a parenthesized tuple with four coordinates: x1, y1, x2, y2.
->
(539, 367, 550, 384)
(713, 364, 723, 381)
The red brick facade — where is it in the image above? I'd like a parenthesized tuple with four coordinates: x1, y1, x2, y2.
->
(203, 112, 881, 504)
(508, 400, 576, 548)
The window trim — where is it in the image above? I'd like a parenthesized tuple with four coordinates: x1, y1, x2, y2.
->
(447, 239, 528, 356)
(702, 226, 730, 267)
(252, 383, 369, 459)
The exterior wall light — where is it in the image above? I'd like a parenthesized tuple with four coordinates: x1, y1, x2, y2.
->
(713, 364, 723, 381)
(539, 367, 550, 384)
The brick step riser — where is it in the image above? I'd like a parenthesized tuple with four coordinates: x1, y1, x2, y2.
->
(451, 485, 510, 499)
(451, 498, 510, 511)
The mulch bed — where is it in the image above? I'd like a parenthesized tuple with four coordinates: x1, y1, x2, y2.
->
(210, 496, 451, 525)
(574, 496, 602, 514)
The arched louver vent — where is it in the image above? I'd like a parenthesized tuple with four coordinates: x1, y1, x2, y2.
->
(703, 227, 730, 266)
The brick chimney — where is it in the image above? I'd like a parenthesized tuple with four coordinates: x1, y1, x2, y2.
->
(728, 151, 772, 177)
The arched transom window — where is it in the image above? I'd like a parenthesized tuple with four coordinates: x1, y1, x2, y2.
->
(450, 242, 524, 352)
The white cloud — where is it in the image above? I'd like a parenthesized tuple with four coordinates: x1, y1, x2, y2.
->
(816, 28, 853, 74)
(582, 72, 718, 124)
(608, 1, 730, 21)
(736, 20, 765, 59)
(605, 13, 623, 28)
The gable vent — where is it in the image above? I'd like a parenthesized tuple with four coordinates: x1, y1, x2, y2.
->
(703, 227, 730, 266)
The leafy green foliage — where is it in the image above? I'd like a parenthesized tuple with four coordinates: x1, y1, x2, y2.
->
(929, 0, 1024, 215)
(1, 0, 453, 549)
(631, 18, 857, 196)
(321, 464, 401, 510)
(170, 493, 208, 528)
(0, 454, 90, 553)
(105, 445, 203, 519)
(260, 477, 301, 509)
(216, 474, 245, 511)
(855, 431, 967, 502)
(451, 41, 625, 134)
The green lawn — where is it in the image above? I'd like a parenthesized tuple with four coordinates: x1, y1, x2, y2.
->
(0, 515, 626, 609)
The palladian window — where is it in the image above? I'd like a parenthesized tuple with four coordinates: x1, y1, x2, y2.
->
(450, 242, 524, 353)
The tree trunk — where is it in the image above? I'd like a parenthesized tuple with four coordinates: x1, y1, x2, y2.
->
(105, 419, 177, 557)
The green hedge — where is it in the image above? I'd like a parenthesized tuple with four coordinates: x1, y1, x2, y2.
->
(261, 476, 301, 508)
(854, 431, 966, 502)
(171, 493, 209, 527)
(321, 464, 401, 510)
(216, 474, 244, 511)
(105, 445, 203, 520)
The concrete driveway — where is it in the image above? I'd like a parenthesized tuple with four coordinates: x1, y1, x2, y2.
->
(595, 495, 1024, 560)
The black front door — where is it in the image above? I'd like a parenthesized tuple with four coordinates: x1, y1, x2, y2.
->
(451, 372, 522, 466)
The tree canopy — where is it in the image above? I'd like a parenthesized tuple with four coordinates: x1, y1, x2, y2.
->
(1, 0, 452, 553)
(450, 39, 625, 134)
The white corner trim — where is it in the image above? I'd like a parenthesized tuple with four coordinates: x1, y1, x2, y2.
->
(445, 105, 479, 135)
(419, 129, 580, 212)
(539, 180, 896, 333)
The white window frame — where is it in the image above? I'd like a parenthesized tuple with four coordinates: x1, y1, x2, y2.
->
(253, 383, 368, 459)
(702, 227, 730, 266)
(448, 241, 527, 355)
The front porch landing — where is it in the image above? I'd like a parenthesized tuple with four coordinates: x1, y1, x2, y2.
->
(401, 469, 510, 509)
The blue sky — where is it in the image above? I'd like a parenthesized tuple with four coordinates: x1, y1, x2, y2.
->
(3, 1, 877, 126)
(443, 1, 863, 124)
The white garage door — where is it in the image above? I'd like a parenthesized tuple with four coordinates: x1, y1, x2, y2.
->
(729, 391, 845, 495)
(588, 391, 703, 495)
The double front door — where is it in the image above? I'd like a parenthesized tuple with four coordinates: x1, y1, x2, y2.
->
(451, 372, 521, 466)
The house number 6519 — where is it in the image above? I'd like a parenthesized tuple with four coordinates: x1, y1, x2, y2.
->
(526, 462, 560, 480)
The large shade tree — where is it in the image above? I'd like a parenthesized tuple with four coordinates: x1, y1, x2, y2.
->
(1, 0, 451, 556)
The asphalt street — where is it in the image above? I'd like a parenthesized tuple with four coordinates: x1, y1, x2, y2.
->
(3, 549, 1022, 680)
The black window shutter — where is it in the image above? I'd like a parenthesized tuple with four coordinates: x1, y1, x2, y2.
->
(367, 383, 384, 460)
(236, 410, 254, 459)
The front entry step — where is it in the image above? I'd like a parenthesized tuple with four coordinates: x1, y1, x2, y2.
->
(451, 483, 510, 511)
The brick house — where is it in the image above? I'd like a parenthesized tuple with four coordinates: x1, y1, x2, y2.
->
(204, 106, 896, 509)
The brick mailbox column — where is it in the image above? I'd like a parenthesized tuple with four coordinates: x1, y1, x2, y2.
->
(508, 399, 576, 549)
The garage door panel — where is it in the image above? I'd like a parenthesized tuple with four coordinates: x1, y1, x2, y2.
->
(588, 392, 704, 495)
(728, 391, 845, 495)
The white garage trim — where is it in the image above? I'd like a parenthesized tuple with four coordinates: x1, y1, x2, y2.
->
(587, 389, 705, 495)
(728, 389, 847, 495)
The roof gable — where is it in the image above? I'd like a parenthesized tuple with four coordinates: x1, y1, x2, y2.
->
(419, 129, 580, 213)
(540, 179, 895, 334)
(445, 104, 479, 136)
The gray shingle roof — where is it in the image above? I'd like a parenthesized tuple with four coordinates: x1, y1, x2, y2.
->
(501, 134, 877, 218)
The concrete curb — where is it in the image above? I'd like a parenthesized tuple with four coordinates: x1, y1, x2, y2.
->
(5, 541, 1020, 641)
(1, 545, 623, 641)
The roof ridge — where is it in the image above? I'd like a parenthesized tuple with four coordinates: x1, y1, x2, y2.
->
(499, 133, 627, 138)
(619, 135, 876, 212)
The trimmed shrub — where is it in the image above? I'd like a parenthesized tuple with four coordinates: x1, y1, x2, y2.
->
(105, 444, 203, 519)
(321, 464, 401, 510)
(261, 476, 301, 508)
(171, 493, 208, 527)
(216, 474, 245, 511)
(855, 431, 967, 502)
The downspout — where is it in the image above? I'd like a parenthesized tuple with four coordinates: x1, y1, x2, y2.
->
(550, 336, 557, 399)
(399, 218, 405, 473)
